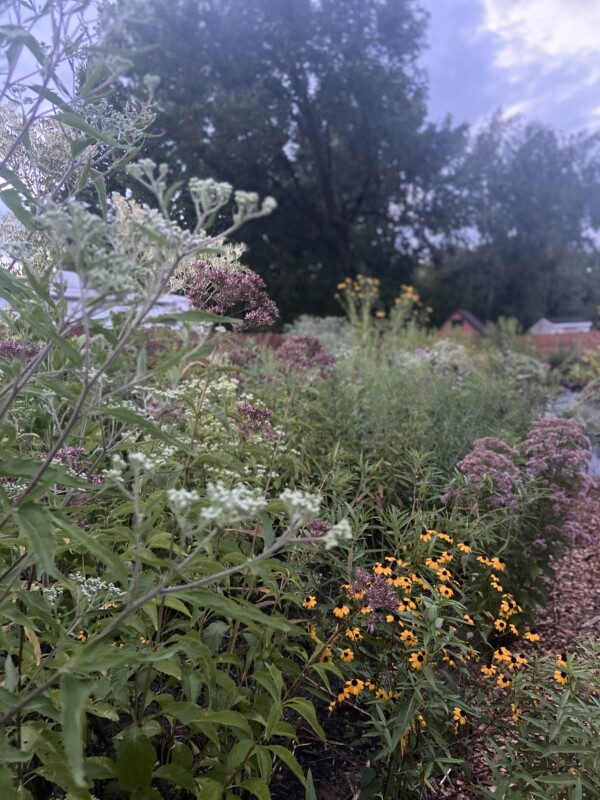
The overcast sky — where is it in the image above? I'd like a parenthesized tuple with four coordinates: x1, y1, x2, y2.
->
(420, 0, 600, 133)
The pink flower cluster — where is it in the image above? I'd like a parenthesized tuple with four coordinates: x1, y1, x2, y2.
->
(185, 262, 278, 329)
(232, 402, 276, 439)
(445, 419, 593, 543)
(305, 518, 333, 538)
(445, 437, 522, 509)
(524, 418, 591, 482)
(0, 338, 40, 360)
(351, 568, 399, 610)
(55, 447, 102, 484)
(275, 334, 335, 376)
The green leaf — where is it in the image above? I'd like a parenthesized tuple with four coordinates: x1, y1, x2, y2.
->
(177, 589, 297, 634)
(97, 406, 190, 453)
(265, 702, 283, 739)
(4, 655, 19, 692)
(0, 188, 35, 230)
(198, 778, 224, 800)
(149, 309, 237, 326)
(60, 674, 92, 788)
(305, 769, 318, 800)
(15, 504, 57, 577)
(240, 777, 271, 800)
(56, 112, 121, 148)
(89, 169, 107, 219)
(53, 516, 129, 585)
(153, 764, 196, 793)
(268, 745, 306, 787)
(284, 698, 324, 740)
(115, 727, 155, 792)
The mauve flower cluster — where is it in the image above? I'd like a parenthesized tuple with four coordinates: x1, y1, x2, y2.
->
(275, 334, 335, 376)
(0, 338, 40, 360)
(444, 437, 522, 509)
(524, 418, 592, 543)
(185, 261, 278, 329)
(305, 518, 333, 538)
(524, 418, 591, 482)
(55, 447, 102, 485)
(232, 402, 275, 439)
(351, 568, 399, 610)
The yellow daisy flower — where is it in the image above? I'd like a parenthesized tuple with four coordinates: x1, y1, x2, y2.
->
(302, 595, 317, 609)
(333, 602, 350, 618)
(409, 650, 427, 670)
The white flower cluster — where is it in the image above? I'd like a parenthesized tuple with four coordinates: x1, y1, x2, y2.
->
(128, 451, 165, 471)
(69, 572, 127, 607)
(167, 487, 200, 513)
(43, 585, 64, 607)
(200, 481, 267, 528)
(103, 454, 126, 480)
(323, 519, 354, 551)
(279, 488, 322, 525)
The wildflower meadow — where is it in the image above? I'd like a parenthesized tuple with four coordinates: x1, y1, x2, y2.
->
(0, 3, 600, 800)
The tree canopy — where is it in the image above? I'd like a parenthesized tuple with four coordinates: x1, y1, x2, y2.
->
(107, 0, 466, 318)
(105, 0, 600, 326)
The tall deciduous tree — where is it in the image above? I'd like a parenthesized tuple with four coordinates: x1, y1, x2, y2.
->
(107, 0, 466, 318)
(420, 115, 600, 327)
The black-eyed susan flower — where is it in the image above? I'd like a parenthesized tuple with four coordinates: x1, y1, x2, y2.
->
(333, 602, 350, 619)
(439, 551, 453, 564)
(497, 673, 512, 689)
(464, 614, 474, 625)
(510, 703, 522, 722)
(524, 630, 540, 642)
(425, 556, 440, 571)
(375, 688, 387, 700)
(400, 630, 418, 647)
(453, 707, 468, 727)
(373, 562, 392, 577)
(345, 678, 365, 695)
(360, 605, 373, 615)
(409, 650, 427, 670)
(457, 542, 472, 554)
(411, 574, 428, 591)
(507, 654, 527, 671)
(481, 663, 497, 676)
(384, 555, 396, 563)
(554, 669, 568, 685)
(438, 584, 454, 599)
(556, 653, 568, 668)
(386, 614, 395, 623)
(388, 575, 412, 591)
(493, 647, 512, 663)
(437, 532, 453, 544)
(337, 690, 349, 702)
(345, 627, 362, 641)
(339, 647, 355, 662)
(420, 530, 434, 542)
(303, 595, 317, 609)
(490, 557, 506, 572)
(365, 679, 376, 691)
(437, 568, 452, 582)
(398, 597, 417, 613)
(509, 624, 519, 636)
(494, 619, 507, 633)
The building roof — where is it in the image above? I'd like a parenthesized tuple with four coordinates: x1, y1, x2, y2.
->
(454, 309, 487, 334)
(546, 316, 592, 325)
